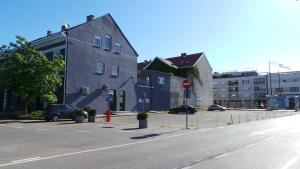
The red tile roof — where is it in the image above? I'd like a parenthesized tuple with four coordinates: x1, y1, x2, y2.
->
(165, 53, 203, 68)
(138, 53, 203, 72)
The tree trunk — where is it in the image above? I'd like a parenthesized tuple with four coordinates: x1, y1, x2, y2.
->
(24, 98, 31, 117)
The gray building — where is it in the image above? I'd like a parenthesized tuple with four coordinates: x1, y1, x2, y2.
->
(137, 53, 213, 111)
(30, 13, 138, 114)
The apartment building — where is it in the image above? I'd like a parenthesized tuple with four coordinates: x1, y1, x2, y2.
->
(267, 71, 300, 109)
(213, 71, 268, 108)
(213, 71, 300, 109)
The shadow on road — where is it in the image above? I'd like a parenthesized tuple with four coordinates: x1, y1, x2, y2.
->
(122, 127, 140, 131)
(131, 133, 160, 139)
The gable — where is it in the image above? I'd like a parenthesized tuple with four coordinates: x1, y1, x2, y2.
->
(68, 13, 138, 57)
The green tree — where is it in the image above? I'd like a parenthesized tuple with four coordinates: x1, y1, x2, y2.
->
(1, 36, 65, 114)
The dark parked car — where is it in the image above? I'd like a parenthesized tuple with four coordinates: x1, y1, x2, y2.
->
(208, 104, 226, 111)
(43, 104, 88, 121)
(169, 105, 197, 114)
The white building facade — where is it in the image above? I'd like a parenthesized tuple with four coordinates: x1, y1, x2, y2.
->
(213, 71, 300, 109)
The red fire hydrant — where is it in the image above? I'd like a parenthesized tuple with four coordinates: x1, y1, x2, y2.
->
(105, 109, 111, 123)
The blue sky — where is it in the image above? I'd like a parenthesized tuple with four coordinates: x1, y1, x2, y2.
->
(1, 0, 299, 73)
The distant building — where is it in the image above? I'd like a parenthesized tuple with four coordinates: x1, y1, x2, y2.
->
(213, 71, 268, 108)
(137, 53, 213, 111)
(213, 71, 300, 109)
(267, 71, 300, 109)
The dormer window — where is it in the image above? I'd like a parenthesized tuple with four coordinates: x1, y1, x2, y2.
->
(94, 36, 101, 47)
(105, 35, 112, 50)
(113, 43, 121, 54)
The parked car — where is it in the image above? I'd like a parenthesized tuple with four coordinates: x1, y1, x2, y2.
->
(43, 104, 88, 121)
(208, 104, 226, 111)
(169, 105, 197, 114)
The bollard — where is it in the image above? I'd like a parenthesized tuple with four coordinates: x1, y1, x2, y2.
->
(256, 112, 258, 120)
(238, 114, 240, 123)
(231, 114, 233, 124)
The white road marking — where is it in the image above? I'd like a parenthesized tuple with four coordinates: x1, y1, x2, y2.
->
(263, 136, 274, 141)
(281, 156, 300, 169)
(13, 157, 41, 163)
(35, 129, 48, 131)
(215, 152, 231, 159)
(182, 167, 192, 169)
(244, 143, 256, 148)
(0, 129, 208, 168)
(250, 129, 273, 135)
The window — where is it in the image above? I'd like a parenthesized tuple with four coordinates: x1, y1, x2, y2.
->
(45, 52, 53, 61)
(145, 76, 150, 86)
(290, 87, 299, 92)
(96, 63, 105, 74)
(158, 77, 165, 85)
(105, 35, 112, 50)
(94, 36, 101, 47)
(112, 66, 119, 76)
(113, 43, 121, 54)
(60, 48, 65, 59)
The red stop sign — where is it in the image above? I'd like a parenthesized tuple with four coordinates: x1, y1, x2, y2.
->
(182, 80, 190, 89)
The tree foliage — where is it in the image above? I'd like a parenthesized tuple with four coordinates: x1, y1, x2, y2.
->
(1, 36, 65, 113)
(146, 58, 199, 78)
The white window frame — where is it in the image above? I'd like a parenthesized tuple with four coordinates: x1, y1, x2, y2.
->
(158, 77, 166, 85)
(105, 34, 112, 50)
(113, 42, 121, 54)
(94, 36, 101, 47)
(96, 62, 105, 74)
(112, 66, 119, 77)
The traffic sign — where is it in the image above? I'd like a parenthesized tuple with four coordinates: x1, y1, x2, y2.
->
(182, 80, 190, 89)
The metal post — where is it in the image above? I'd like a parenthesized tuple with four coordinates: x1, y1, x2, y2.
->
(186, 97, 188, 129)
(197, 116, 199, 129)
(269, 61, 273, 109)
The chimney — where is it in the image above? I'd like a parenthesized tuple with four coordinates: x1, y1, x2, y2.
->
(181, 53, 187, 57)
(47, 30, 52, 36)
(144, 60, 148, 64)
(86, 15, 94, 22)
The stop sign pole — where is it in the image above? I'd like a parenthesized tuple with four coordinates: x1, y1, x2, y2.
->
(182, 80, 190, 129)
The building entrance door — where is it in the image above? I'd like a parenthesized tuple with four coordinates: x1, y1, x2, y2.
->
(119, 90, 125, 111)
(109, 89, 117, 111)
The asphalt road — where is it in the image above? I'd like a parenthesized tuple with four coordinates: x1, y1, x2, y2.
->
(0, 113, 300, 169)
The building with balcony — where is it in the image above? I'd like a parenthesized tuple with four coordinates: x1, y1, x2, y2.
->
(213, 70, 300, 109)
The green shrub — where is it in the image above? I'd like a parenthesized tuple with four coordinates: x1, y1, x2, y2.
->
(75, 110, 85, 117)
(88, 109, 96, 116)
(30, 111, 43, 118)
(83, 107, 91, 112)
(137, 112, 148, 120)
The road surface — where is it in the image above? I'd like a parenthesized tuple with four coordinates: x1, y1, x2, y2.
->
(0, 114, 300, 169)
